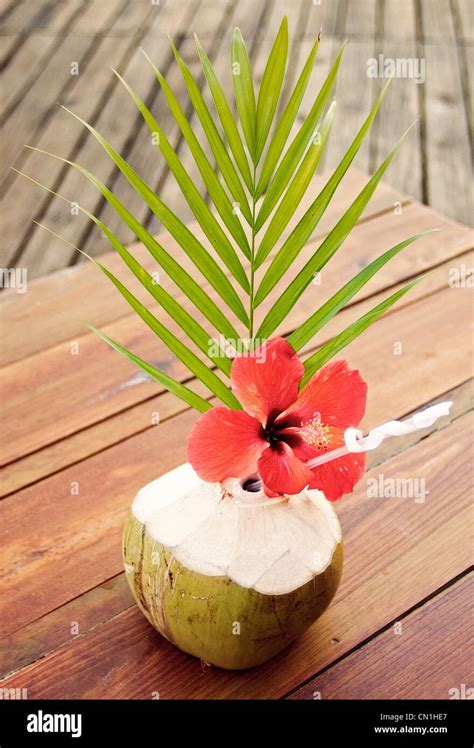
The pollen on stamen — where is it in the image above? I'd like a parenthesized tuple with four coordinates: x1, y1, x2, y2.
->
(300, 416, 331, 451)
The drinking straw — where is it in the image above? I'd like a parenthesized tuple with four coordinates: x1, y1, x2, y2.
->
(305, 401, 453, 470)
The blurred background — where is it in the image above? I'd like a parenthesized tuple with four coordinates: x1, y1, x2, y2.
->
(1, 0, 472, 280)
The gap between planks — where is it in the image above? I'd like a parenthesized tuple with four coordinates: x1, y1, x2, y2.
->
(286, 570, 473, 699)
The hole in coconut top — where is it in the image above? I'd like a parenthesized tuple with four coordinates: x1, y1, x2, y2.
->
(241, 475, 263, 493)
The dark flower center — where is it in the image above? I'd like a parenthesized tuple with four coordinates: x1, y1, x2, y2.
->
(262, 413, 301, 449)
(262, 412, 330, 452)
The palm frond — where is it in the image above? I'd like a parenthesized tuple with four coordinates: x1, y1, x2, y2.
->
(27, 146, 242, 344)
(167, 40, 253, 224)
(231, 27, 257, 163)
(287, 232, 434, 351)
(35, 220, 239, 406)
(255, 16, 288, 162)
(255, 41, 346, 230)
(256, 33, 320, 197)
(113, 70, 251, 280)
(301, 279, 421, 384)
(143, 51, 251, 253)
(255, 119, 409, 339)
(27, 18, 428, 413)
(84, 325, 213, 413)
(195, 34, 253, 191)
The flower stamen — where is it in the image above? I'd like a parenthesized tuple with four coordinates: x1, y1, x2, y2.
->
(300, 416, 331, 452)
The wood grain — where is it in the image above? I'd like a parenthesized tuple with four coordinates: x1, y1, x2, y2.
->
(1, 0, 471, 279)
(421, 0, 472, 226)
(1, 0, 157, 266)
(289, 573, 473, 700)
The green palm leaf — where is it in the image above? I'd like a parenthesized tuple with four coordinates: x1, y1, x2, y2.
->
(288, 232, 433, 351)
(36, 218, 236, 388)
(113, 70, 250, 288)
(94, 263, 240, 408)
(254, 100, 335, 268)
(301, 279, 421, 384)
(255, 42, 345, 230)
(84, 325, 212, 413)
(18, 168, 237, 376)
(254, 79, 391, 288)
(256, 33, 320, 198)
(195, 34, 253, 192)
(61, 107, 250, 318)
(166, 41, 253, 224)
(143, 53, 251, 256)
(255, 16, 288, 163)
(28, 146, 242, 344)
(256, 124, 408, 339)
(232, 27, 257, 162)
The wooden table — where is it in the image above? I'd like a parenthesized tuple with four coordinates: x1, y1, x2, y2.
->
(0, 169, 472, 699)
(1, 0, 472, 281)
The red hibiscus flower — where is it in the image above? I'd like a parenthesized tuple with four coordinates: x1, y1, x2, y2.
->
(187, 337, 367, 500)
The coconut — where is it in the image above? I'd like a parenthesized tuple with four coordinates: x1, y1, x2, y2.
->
(123, 463, 343, 670)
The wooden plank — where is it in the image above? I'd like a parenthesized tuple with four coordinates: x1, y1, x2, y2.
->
(0, 281, 472, 635)
(370, 0, 422, 201)
(3, 200, 469, 467)
(0, 0, 56, 70)
(0, 168, 405, 367)
(14, 0, 199, 279)
(0, 0, 156, 266)
(420, 0, 472, 225)
(0, 0, 130, 196)
(0, 0, 89, 126)
(273, 0, 315, 116)
(289, 574, 473, 699)
(1, 411, 471, 696)
(2, 378, 470, 679)
(0, 0, 21, 25)
(86, 0, 239, 258)
(326, 0, 376, 173)
(2, 247, 472, 496)
(1, 574, 133, 680)
(455, 0, 474, 43)
(450, 0, 473, 144)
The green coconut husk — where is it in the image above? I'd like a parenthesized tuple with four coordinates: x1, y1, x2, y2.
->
(123, 464, 343, 670)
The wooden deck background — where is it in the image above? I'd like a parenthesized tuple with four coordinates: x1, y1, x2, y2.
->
(0, 0, 472, 281)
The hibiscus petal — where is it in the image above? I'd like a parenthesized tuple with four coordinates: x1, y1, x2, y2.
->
(187, 407, 266, 483)
(280, 359, 367, 428)
(231, 337, 304, 426)
(258, 441, 315, 497)
(290, 425, 366, 501)
(308, 451, 366, 502)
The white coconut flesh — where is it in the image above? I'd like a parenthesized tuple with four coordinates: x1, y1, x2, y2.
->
(132, 463, 342, 596)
